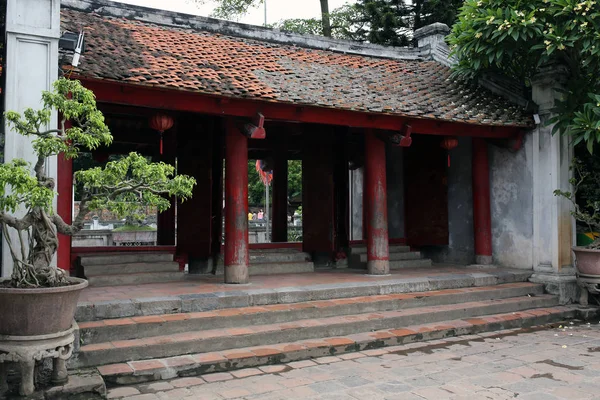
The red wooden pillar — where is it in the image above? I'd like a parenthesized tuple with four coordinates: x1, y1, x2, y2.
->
(472, 138, 493, 264)
(224, 120, 249, 284)
(364, 130, 389, 275)
(157, 125, 177, 246)
(57, 153, 73, 271)
(272, 154, 288, 243)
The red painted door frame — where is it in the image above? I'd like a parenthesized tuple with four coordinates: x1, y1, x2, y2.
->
(56, 152, 72, 271)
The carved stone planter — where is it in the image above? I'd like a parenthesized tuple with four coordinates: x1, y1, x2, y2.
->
(0, 277, 87, 396)
(572, 247, 600, 304)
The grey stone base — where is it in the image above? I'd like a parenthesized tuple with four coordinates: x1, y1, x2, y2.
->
(44, 370, 106, 400)
(530, 269, 579, 305)
(475, 255, 493, 265)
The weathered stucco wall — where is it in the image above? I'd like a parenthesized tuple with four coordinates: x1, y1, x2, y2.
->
(349, 167, 363, 240)
(386, 145, 405, 239)
(2, 0, 60, 277)
(489, 134, 534, 269)
(422, 137, 475, 264)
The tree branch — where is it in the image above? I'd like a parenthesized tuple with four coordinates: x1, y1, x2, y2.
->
(0, 213, 34, 231)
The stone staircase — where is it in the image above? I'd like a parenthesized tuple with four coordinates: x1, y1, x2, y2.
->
(69, 269, 594, 387)
(79, 252, 184, 287)
(215, 248, 314, 275)
(348, 244, 432, 269)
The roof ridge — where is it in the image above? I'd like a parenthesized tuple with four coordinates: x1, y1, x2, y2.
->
(61, 0, 428, 62)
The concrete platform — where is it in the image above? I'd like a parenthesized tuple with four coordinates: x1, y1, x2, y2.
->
(75, 266, 533, 321)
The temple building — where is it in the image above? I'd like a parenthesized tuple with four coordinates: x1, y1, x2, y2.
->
(2, 0, 575, 300)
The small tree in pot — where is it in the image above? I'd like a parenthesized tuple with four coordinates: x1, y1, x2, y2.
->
(555, 158, 600, 304)
(0, 78, 195, 334)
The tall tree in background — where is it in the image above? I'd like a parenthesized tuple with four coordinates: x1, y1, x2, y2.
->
(195, 0, 462, 43)
(195, 0, 334, 37)
(350, 0, 463, 46)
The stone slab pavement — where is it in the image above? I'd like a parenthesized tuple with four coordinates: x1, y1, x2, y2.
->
(106, 322, 600, 400)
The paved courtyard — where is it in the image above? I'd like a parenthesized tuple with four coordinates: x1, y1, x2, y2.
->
(106, 321, 600, 400)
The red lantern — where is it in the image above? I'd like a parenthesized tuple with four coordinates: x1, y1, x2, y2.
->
(149, 113, 174, 155)
(440, 136, 459, 167)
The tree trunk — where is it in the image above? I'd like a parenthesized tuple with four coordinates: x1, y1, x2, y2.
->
(320, 0, 332, 37)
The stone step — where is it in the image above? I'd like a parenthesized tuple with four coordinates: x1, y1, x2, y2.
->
(87, 271, 185, 287)
(214, 261, 314, 276)
(78, 283, 545, 345)
(84, 262, 180, 277)
(359, 251, 422, 263)
(217, 251, 311, 265)
(75, 269, 534, 322)
(72, 295, 558, 368)
(351, 245, 410, 255)
(391, 259, 433, 268)
(349, 258, 433, 269)
(80, 253, 174, 266)
(96, 305, 586, 386)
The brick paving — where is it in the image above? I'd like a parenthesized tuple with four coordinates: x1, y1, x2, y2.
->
(106, 322, 600, 399)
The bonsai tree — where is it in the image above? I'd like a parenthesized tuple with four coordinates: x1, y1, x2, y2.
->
(1, 78, 196, 288)
(555, 158, 600, 249)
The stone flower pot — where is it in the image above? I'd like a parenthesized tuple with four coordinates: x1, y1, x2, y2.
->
(0, 277, 88, 336)
(572, 247, 600, 278)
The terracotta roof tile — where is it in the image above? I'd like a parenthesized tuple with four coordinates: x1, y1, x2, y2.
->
(60, 9, 532, 127)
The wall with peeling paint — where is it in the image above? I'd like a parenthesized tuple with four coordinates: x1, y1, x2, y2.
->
(489, 135, 534, 269)
(422, 137, 475, 264)
(386, 145, 405, 239)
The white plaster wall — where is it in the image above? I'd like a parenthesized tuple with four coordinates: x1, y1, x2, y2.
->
(489, 135, 534, 269)
(2, 0, 59, 277)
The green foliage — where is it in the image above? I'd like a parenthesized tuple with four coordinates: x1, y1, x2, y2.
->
(193, 0, 262, 20)
(273, 0, 462, 45)
(448, 0, 600, 152)
(351, 0, 414, 46)
(113, 224, 156, 232)
(554, 157, 600, 247)
(247, 160, 302, 207)
(271, 5, 363, 40)
(76, 152, 195, 219)
(5, 78, 112, 159)
(2, 78, 196, 287)
(0, 159, 54, 213)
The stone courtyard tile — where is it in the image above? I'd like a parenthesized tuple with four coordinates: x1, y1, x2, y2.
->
(279, 376, 314, 388)
(410, 386, 455, 399)
(517, 393, 561, 400)
(550, 386, 595, 399)
(156, 388, 193, 400)
(126, 394, 160, 400)
(107, 387, 141, 399)
(344, 386, 387, 400)
(217, 387, 252, 399)
(382, 393, 424, 400)
(337, 376, 372, 388)
(314, 394, 356, 400)
(375, 383, 413, 394)
(308, 380, 347, 394)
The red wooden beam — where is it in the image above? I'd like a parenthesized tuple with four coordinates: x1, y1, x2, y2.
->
(78, 78, 524, 139)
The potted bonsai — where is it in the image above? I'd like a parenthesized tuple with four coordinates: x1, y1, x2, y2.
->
(0, 78, 195, 338)
(555, 158, 600, 301)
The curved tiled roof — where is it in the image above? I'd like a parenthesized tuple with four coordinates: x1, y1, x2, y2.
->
(61, 8, 532, 128)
